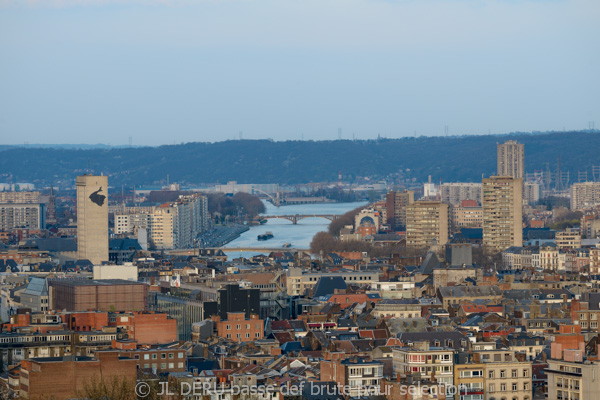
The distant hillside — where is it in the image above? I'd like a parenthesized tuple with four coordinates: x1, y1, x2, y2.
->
(1, 131, 599, 187)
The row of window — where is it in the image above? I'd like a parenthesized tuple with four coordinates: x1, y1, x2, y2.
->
(142, 362, 184, 370)
(226, 324, 261, 330)
(226, 333, 261, 339)
(489, 382, 529, 392)
(488, 369, 529, 379)
(142, 352, 184, 360)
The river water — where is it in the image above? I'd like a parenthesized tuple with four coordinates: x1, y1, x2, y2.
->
(223, 200, 368, 257)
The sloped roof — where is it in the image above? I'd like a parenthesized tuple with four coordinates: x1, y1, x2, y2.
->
(313, 276, 347, 298)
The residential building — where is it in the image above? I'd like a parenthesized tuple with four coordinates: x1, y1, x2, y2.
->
(392, 341, 455, 387)
(473, 350, 532, 400)
(523, 182, 541, 205)
(405, 201, 450, 247)
(555, 228, 581, 249)
(320, 357, 384, 397)
(286, 268, 380, 296)
(213, 312, 263, 342)
(0, 203, 45, 231)
(497, 140, 524, 179)
(440, 183, 482, 206)
(452, 200, 483, 228)
(571, 182, 600, 210)
(482, 176, 523, 251)
(385, 190, 414, 230)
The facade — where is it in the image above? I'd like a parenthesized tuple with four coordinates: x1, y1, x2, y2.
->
(320, 358, 384, 397)
(49, 279, 148, 312)
(92, 265, 138, 281)
(452, 200, 483, 228)
(0, 203, 45, 231)
(405, 201, 449, 248)
(385, 190, 415, 230)
(523, 182, 541, 205)
(148, 292, 204, 341)
(286, 268, 380, 296)
(555, 229, 581, 249)
(392, 343, 455, 387)
(20, 277, 49, 312)
(473, 350, 532, 400)
(114, 194, 209, 249)
(354, 208, 381, 237)
(213, 312, 264, 342)
(497, 140, 524, 179)
(570, 182, 600, 210)
(19, 351, 137, 400)
(76, 175, 109, 264)
(440, 183, 482, 206)
(482, 176, 523, 251)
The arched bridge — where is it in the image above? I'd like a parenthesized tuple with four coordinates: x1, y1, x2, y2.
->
(261, 214, 339, 224)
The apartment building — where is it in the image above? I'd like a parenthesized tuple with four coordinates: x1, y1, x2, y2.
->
(482, 176, 523, 251)
(114, 194, 209, 249)
(473, 350, 532, 400)
(385, 190, 414, 230)
(320, 357, 384, 397)
(454, 362, 485, 400)
(440, 183, 482, 206)
(286, 267, 380, 296)
(392, 342, 455, 387)
(213, 312, 264, 342)
(452, 200, 483, 228)
(571, 182, 600, 210)
(555, 228, 582, 249)
(405, 201, 450, 247)
(0, 203, 45, 230)
(497, 140, 524, 179)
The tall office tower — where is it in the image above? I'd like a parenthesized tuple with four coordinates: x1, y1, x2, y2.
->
(570, 182, 600, 210)
(405, 201, 449, 248)
(497, 140, 525, 179)
(482, 176, 523, 251)
(385, 190, 414, 230)
(77, 175, 109, 264)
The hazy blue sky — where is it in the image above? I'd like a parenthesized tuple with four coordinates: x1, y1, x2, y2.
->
(1, 0, 598, 146)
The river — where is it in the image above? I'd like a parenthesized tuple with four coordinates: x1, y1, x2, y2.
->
(222, 200, 368, 258)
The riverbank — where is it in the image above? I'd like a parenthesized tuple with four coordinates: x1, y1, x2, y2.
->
(197, 224, 249, 248)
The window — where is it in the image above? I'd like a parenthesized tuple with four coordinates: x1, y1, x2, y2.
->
(236, 324, 241, 330)
(226, 325, 231, 330)
(161, 353, 166, 359)
(169, 353, 174, 359)
(500, 384, 506, 391)
(489, 384, 495, 393)
(523, 369, 529, 377)
(246, 333, 250, 338)
(144, 354, 150, 360)
(152, 354, 157, 359)
(512, 369, 517, 378)
(512, 383, 517, 391)
(500, 370, 506, 378)
(168, 363, 174, 369)
(178, 352, 183, 358)
(255, 333, 260, 337)
(178, 362, 184, 368)
(489, 370, 495, 379)
(161, 363, 166, 369)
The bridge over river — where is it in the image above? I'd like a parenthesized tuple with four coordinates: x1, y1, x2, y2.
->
(167, 247, 310, 255)
(260, 214, 339, 224)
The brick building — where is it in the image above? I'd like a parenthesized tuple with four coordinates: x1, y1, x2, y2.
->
(49, 279, 148, 312)
(19, 351, 137, 400)
(213, 312, 263, 342)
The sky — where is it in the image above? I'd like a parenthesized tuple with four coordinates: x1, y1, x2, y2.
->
(0, 0, 598, 146)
